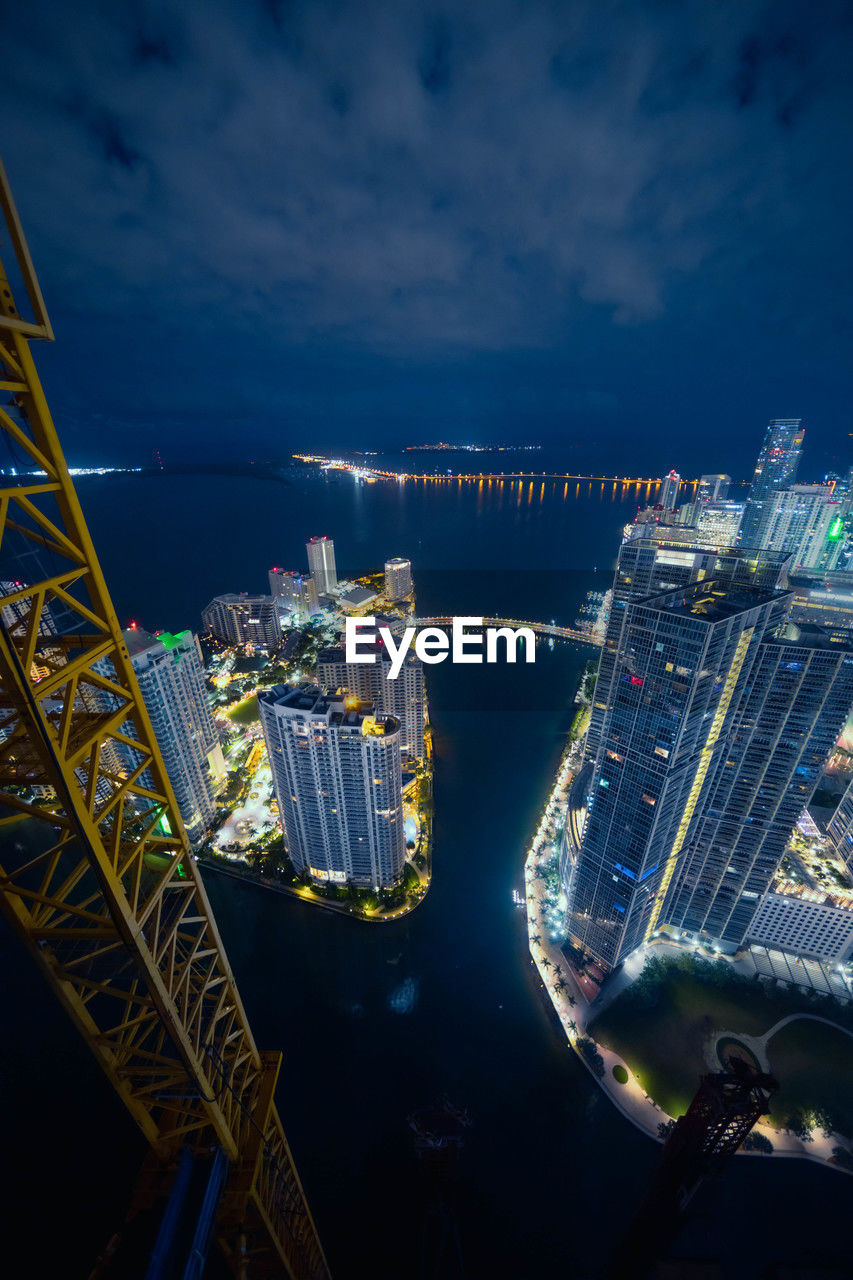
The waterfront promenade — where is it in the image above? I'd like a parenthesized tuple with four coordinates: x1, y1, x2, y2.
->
(522, 753, 853, 1175)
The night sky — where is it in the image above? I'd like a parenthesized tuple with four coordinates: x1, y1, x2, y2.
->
(1, 1, 851, 475)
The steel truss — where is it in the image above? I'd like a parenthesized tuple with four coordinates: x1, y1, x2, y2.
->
(0, 160, 329, 1279)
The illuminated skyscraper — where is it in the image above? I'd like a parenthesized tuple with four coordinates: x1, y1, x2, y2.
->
(660, 470, 681, 510)
(317, 642, 425, 760)
(740, 417, 804, 546)
(124, 628, 224, 847)
(698, 474, 731, 502)
(258, 683, 405, 888)
(565, 582, 853, 970)
(269, 567, 319, 617)
(584, 537, 790, 763)
(676, 500, 744, 543)
(201, 593, 280, 649)
(753, 485, 844, 571)
(384, 557, 413, 602)
(306, 536, 337, 594)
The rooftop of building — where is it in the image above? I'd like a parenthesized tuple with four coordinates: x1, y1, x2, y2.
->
(790, 568, 853, 591)
(203, 592, 274, 606)
(625, 532, 790, 564)
(259, 682, 399, 734)
(768, 881, 853, 912)
(338, 585, 377, 609)
(785, 483, 836, 496)
(643, 580, 785, 623)
(124, 626, 191, 657)
(770, 621, 853, 654)
(317, 637, 418, 666)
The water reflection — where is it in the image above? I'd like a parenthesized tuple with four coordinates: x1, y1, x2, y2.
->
(389, 976, 419, 1015)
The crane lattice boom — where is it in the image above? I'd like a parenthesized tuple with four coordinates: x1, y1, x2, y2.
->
(0, 160, 329, 1280)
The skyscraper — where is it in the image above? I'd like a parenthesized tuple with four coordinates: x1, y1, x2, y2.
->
(201, 593, 280, 650)
(384, 557, 413, 602)
(317, 641, 425, 760)
(306, 536, 337, 594)
(584, 536, 791, 763)
(258, 684, 405, 888)
(740, 417, 805, 546)
(828, 778, 853, 875)
(676, 500, 744, 544)
(752, 485, 844, 571)
(659, 470, 681, 510)
(698, 474, 731, 502)
(565, 583, 853, 970)
(269, 568, 319, 617)
(124, 629, 223, 847)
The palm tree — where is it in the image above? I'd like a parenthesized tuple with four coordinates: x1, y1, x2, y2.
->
(532, 934, 541, 946)
(554, 964, 563, 977)
(541, 956, 552, 969)
(567, 994, 576, 1007)
(568, 1020, 578, 1035)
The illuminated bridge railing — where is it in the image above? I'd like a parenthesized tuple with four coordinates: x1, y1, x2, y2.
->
(412, 618, 603, 646)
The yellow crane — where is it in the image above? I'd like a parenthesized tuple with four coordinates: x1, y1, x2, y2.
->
(0, 160, 329, 1279)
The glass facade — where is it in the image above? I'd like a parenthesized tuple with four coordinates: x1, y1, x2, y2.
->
(566, 580, 853, 970)
(739, 417, 805, 547)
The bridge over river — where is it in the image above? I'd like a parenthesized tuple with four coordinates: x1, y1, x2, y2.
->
(413, 617, 603, 647)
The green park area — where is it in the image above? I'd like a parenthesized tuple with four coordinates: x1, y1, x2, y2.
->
(226, 693, 259, 725)
(766, 1019, 853, 1138)
(589, 953, 853, 1136)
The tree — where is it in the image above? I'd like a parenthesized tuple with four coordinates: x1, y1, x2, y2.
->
(568, 1020, 578, 1035)
(554, 964, 563, 977)
(811, 1106, 835, 1138)
(784, 1108, 814, 1142)
(657, 1120, 676, 1141)
(741, 1131, 773, 1154)
(541, 956, 552, 969)
(832, 1146, 853, 1171)
(567, 994, 576, 1008)
(577, 1036, 605, 1079)
(532, 934, 541, 946)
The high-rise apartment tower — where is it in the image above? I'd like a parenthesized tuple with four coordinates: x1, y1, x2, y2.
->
(739, 418, 804, 546)
(306, 536, 337, 595)
(258, 683, 406, 888)
(384, 557, 413, 602)
(201, 593, 280, 650)
(124, 628, 223, 847)
(317, 642, 425, 761)
(660, 470, 681, 510)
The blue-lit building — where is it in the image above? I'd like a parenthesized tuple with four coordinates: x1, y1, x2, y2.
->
(584, 536, 790, 765)
(739, 417, 805, 547)
(659, 469, 681, 510)
(565, 581, 853, 970)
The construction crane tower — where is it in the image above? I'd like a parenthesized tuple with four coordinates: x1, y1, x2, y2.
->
(0, 160, 330, 1279)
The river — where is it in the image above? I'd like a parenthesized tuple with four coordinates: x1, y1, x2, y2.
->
(2, 461, 850, 1278)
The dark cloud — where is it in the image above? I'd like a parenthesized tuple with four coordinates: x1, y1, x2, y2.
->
(0, 0, 851, 467)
